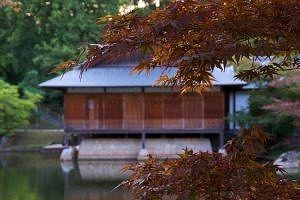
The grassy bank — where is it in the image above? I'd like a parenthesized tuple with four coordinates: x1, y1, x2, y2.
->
(0, 130, 64, 152)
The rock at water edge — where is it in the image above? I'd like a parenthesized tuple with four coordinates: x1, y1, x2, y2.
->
(137, 148, 149, 160)
(60, 147, 77, 161)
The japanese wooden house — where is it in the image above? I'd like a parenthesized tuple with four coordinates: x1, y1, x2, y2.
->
(40, 61, 250, 159)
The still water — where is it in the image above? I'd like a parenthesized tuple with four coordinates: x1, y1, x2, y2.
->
(0, 153, 131, 200)
(1, 153, 300, 200)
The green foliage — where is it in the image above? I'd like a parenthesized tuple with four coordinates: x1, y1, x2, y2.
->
(0, 80, 41, 136)
(0, 0, 125, 81)
(231, 111, 295, 141)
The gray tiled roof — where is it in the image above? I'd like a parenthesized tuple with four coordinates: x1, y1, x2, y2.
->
(39, 65, 246, 88)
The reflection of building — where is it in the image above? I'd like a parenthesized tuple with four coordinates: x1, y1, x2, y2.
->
(77, 160, 132, 180)
(64, 161, 132, 200)
(40, 60, 250, 159)
(66, 186, 129, 200)
(0, 155, 5, 167)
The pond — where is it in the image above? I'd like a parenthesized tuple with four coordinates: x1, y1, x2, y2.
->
(0, 153, 131, 200)
(1, 153, 300, 200)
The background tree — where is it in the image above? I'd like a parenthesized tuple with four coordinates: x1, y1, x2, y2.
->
(264, 70, 300, 118)
(229, 70, 300, 143)
(0, 0, 130, 111)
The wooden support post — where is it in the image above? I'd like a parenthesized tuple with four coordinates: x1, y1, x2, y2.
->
(219, 132, 224, 149)
(63, 132, 72, 146)
(138, 131, 148, 160)
(63, 134, 68, 146)
(141, 131, 146, 149)
(233, 90, 236, 133)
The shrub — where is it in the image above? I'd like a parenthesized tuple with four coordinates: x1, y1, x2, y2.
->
(0, 80, 41, 136)
(229, 71, 300, 142)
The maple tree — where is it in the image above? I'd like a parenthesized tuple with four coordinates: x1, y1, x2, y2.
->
(58, 0, 300, 92)
(121, 126, 300, 199)
(54, 0, 300, 199)
(0, 0, 129, 111)
(0, 0, 20, 11)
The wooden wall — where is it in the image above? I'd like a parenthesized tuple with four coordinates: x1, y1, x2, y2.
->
(64, 92, 224, 131)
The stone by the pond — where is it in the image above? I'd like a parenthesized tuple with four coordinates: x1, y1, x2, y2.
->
(137, 148, 149, 160)
(43, 144, 64, 152)
(274, 151, 300, 169)
(60, 161, 75, 173)
(60, 146, 77, 161)
(218, 147, 227, 155)
(78, 138, 212, 160)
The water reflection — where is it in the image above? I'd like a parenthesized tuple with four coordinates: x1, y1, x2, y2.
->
(0, 153, 132, 200)
(2, 153, 300, 200)
(281, 168, 300, 181)
(78, 160, 132, 181)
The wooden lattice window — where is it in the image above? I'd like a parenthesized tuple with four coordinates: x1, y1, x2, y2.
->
(164, 95, 183, 118)
(203, 92, 224, 118)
